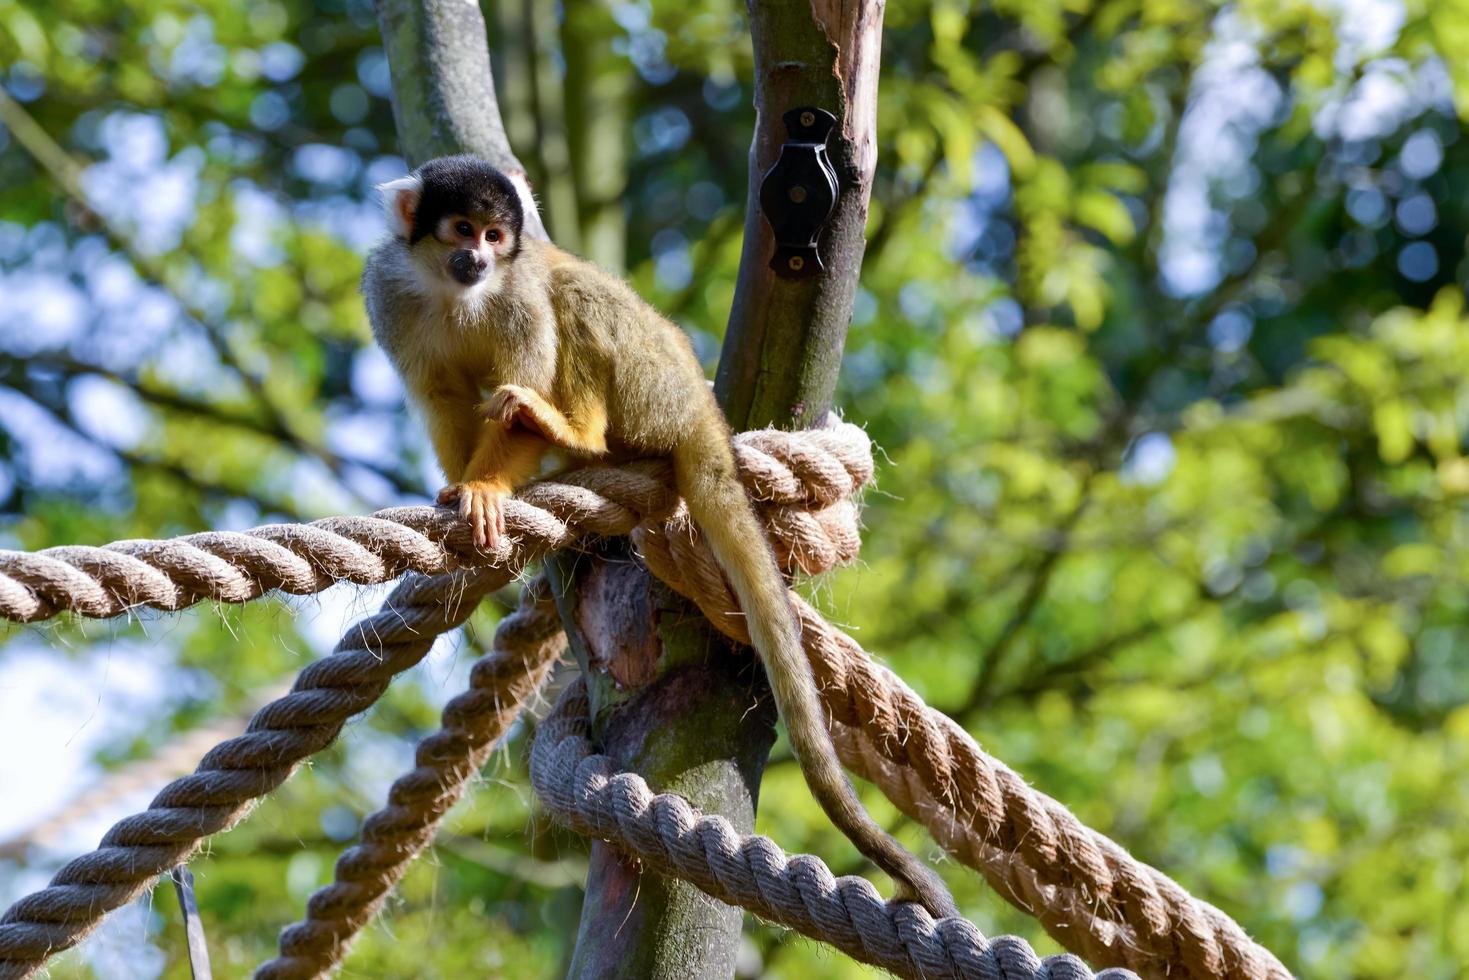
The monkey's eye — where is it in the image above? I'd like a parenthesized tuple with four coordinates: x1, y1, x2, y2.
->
(455, 221, 474, 237)
(486, 228, 502, 244)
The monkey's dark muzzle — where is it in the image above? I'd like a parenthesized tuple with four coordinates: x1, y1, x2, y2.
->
(448, 250, 489, 285)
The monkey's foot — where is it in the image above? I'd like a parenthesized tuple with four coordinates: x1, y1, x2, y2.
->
(437, 480, 509, 550)
(481, 384, 552, 439)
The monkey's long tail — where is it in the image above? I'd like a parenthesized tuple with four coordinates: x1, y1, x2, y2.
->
(673, 424, 957, 920)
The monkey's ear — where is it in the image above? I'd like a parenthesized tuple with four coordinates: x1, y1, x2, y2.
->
(376, 174, 423, 239)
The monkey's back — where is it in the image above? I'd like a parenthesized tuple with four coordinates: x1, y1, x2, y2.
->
(539, 243, 722, 456)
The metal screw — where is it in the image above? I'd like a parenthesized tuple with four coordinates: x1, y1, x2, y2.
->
(788, 185, 807, 204)
(788, 255, 805, 271)
(800, 110, 815, 127)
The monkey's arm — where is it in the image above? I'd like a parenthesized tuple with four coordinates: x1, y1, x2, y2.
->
(461, 419, 550, 487)
(413, 386, 484, 482)
(483, 383, 609, 455)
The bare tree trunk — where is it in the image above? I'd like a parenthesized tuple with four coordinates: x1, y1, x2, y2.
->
(548, 548, 777, 980)
(563, 1, 887, 977)
(717, 0, 884, 430)
(375, 0, 514, 167)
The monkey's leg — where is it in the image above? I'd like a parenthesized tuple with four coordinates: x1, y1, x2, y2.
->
(439, 422, 549, 548)
(482, 384, 608, 455)
(418, 386, 482, 481)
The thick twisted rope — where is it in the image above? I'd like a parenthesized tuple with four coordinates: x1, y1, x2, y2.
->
(0, 425, 869, 979)
(0, 425, 872, 624)
(251, 491, 870, 977)
(0, 565, 508, 980)
(833, 723, 1149, 971)
(254, 577, 566, 980)
(633, 519, 1291, 980)
(0, 423, 1283, 980)
(249, 463, 870, 976)
(532, 679, 1138, 980)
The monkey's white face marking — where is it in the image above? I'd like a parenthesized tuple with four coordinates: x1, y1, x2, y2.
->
(432, 214, 517, 292)
(404, 247, 499, 314)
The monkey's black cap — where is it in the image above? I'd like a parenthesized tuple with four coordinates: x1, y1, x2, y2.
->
(411, 155, 525, 252)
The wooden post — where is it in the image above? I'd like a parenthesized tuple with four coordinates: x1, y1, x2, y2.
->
(548, 547, 778, 979)
(717, 0, 884, 431)
(564, 0, 886, 976)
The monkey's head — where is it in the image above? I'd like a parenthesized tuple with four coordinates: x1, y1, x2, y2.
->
(376, 155, 525, 297)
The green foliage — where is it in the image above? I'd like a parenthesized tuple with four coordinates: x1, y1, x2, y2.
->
(3, 0, 1469, 976)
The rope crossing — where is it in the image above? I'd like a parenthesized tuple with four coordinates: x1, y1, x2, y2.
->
(254, 578, 566, 980)
(251, 457, 883, 977)
(532, 679, 1137, 980)
(0, 423, 1287, 980)
(0, 566, 510, 980)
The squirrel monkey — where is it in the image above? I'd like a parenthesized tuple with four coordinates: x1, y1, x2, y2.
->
(361, 155, 955, 919)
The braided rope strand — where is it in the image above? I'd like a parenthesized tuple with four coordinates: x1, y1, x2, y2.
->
(531, 680, 1139, 980)
(633, 518, 1291, 980)
(0, 424, 873, 624)
(833, 723, 1150, 972)
(249, 481, 874, 976)
(0, 423, 1287, 980)
(253, 578, 565, 980)
(0, 425, 871, 978)
(0, 567, 509, 980)
(253, 515, 875, 975)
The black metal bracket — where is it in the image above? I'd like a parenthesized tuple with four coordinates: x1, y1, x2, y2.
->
(758, 107, 840, 279)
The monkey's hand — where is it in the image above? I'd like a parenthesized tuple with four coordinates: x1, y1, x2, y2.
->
(481, 385, 554, 440)
(437, 479, 509, 550)
(481, 384, 609, 456)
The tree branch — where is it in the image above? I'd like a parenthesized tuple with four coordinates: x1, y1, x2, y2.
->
(715, 0, 884, 430)
(21, 354, 419, 498)
(954, 485, 1094, 715)
(1, 385, 304, 519)
(993, 594, 1210, 705)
